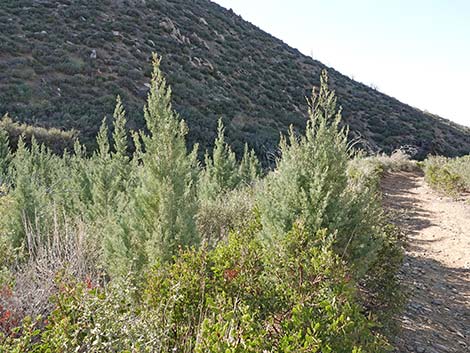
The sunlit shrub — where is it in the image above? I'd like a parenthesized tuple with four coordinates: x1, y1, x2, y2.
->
(424, 155, 468, 196)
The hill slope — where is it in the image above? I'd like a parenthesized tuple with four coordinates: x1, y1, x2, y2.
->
(1, 0, 469, 158)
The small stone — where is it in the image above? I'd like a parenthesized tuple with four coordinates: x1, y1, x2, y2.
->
(425, 348, 438, 353)
(432, 343, 450, 352)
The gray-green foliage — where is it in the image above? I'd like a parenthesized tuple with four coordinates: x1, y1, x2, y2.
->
(424, 154, 470, 196)
(199, 118, 240, 200)
(127, 54, 200, 268)
(89, 98, 132, 218)
(0, 127, 10, 183)
(197, 121, 260, 246)
(0, 60, 404, 351)
(1, 55, 202, 277)
(6, 137, 67, 250)
(111, 95, 131, 181)
(87, 97, 135, 272)
(198, 119, 260, 209)
(239, 142, 261, 185)
(259, 70, 350, 240)
(90, 117, 113, 221)
(258, 70, 383, 275)
(197, 185, 256, 247)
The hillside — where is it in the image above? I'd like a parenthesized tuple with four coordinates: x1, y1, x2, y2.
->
(1, 0, 469, 158)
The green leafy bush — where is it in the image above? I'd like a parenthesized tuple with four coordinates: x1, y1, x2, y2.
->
(0, 221, 390, 352)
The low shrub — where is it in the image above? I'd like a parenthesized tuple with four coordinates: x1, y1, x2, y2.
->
(196, 185, 256, 247)
(0, 115, 77, 155)
(349, 148, 418, 178)
(0, 220, 390, 352)
(373, 148, 418, 172)
(359, 224, 405, 337)
(423, 155, 469, 196)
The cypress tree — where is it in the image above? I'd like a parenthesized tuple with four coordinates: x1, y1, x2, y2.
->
(111, 95, 131, 187)
(239, 142, 261, 185)
(7, 136, 61, 251)
(127, 53, 199, 268)
(258, 70, 350, 243)
(200, 118, 240, 200)
(0, 127, 10, 184)
(90, 118, 113, 220)
(90, 98, 132, 219)
(67, 139, 93, 214)
(99, 98, 135, 274)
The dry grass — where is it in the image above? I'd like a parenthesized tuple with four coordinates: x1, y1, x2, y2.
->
(1, 213, 100, 321)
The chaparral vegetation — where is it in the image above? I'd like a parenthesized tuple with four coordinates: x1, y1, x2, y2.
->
(0, 55, 409, 352)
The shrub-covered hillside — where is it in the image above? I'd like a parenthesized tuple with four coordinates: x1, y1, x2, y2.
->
(1, 0, 469, 158)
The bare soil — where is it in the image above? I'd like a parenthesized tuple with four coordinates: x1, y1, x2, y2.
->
(381, 171, 469, 353)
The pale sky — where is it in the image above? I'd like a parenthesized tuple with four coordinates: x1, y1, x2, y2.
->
(213, 0, 470, 127)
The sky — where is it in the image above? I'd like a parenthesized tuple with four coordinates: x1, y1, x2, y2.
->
(213, 0, 470, 127)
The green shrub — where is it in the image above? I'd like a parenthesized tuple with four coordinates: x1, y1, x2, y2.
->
(359, 224, 405, 337)
(196, 185, 256, 247)
(125, 54, 200, 269)
(0, 278, 176, 353)
(199, 118, 241, 201)
(424, 155, 468, 196)
(257, 71, 386, 279)
(0, 115, 77, 155)
(0, 128, 10, 183)
(258, 71, 350, 242)
(373, 149, 418, 172)
(144, 220, 390, 352)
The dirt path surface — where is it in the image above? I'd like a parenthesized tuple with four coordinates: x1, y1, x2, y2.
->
(381, 171, 469, 353)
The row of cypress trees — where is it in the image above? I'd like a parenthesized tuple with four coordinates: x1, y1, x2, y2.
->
(0, 54, 261, 278)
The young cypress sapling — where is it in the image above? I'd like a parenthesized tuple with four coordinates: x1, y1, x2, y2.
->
(0, 127, 11, 184)
(239, 142, 261, 185)
(258, 69, 350, 245)
(200, 118, 240, 200)
(111, 95, 131, 188)
(129, 53, 200, 267)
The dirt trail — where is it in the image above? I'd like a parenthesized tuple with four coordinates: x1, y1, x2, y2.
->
(381, 171, 469, 353)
